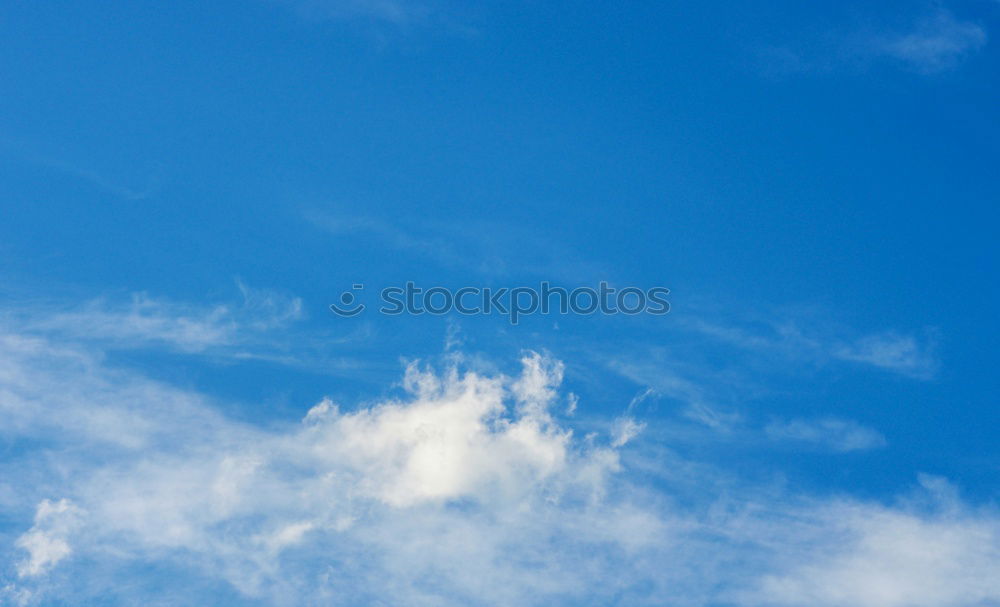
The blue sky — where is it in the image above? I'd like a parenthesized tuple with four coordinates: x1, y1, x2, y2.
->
(1, 1, 999, 605)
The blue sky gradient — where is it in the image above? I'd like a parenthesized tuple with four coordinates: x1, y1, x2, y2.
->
(1, 1, 999, 605)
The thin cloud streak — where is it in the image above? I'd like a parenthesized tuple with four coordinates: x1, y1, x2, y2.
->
(689, 318, 939, 379)
(766, 417, 887, 452)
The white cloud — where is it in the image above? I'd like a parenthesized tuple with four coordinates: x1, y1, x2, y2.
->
(766, 417, 887, 452)
(834, 332, 938, 379)
(610, 416, 645, 448)
(6, 285, 303, 354)
(757, 485, 1000, 607)
(608, 355, 742, 432)
(510, 351, 564, 417)
(564, 392, 579, 416)
(873, 9, 987, 74)
(298, 354, 574, 507)
(690, 318, 938, 379)
(0, 330, 236, 449)
(34, 294, 237, 351)
(15, 499, 82, 578)
(1, 315, 998, 606)
(0, 335, 648, 603)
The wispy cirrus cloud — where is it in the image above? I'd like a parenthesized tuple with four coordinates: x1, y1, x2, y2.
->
(690, 317, 939, 379)
(605, 348, 888, 453)
(607, 353, 743, 432)
(833, 331, 939, 379)
(765, 417, 887, 452)
(9, 282, 303, 354)
(592, 311, 931, 455)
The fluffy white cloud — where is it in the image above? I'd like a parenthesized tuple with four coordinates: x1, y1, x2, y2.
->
(297, 353, 576, 507)
(15, 500, 82, 578)
(0, 337, 648, 604)
(0, 320, 998, 606)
